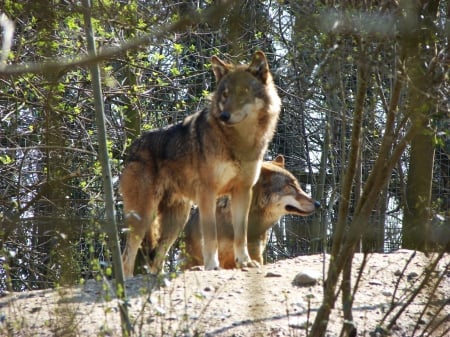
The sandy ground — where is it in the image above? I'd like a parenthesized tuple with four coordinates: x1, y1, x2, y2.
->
(1, 249, 449, 337)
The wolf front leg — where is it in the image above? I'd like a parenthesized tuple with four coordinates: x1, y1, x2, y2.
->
(231, 186, 259, 268)
(198, 193, 220, 270)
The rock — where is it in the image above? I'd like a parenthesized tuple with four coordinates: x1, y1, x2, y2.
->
(288, 320, 309, 329)
(407, 272, 419, 281)
(265, 271, 282, 277)
(292, 270, 320, 286)
(381, 289, 393, 297)
(369, 279, 383, 286)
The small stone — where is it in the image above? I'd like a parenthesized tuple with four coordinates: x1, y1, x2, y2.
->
(292, 270, 320, 286)
(381, 289, 393, 297)
(407, 272, 419, 280)
(29, 307, 42, 314)
(265, 271, 282, 278)
(288, 322, 308, 330)
(369, 279, 383, 286)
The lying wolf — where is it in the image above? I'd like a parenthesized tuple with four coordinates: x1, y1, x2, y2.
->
(121, 51, 281, 276)
(181, 155, 319, 269)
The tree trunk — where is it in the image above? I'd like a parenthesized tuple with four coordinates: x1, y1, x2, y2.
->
(400, 0, 440, 252)
(82, 1, 131, 335)
(402, 126, 435, 250)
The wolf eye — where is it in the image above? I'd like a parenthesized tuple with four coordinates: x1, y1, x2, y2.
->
(288, 184, 298, 192)
(222, 90, 228, 99)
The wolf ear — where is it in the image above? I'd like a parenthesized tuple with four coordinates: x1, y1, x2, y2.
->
(248, 51, 269, 83)
(273, 155, 285, 167)
(211, 56, 230, 83)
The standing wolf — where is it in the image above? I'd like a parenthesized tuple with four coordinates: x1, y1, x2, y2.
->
(121, 51, 281, 276)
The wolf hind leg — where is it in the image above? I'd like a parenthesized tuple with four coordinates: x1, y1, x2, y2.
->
(122, 209, 157, 278)
(120, 162, 160, 278)
(150, 197, 192, 274)
(231, 186, 259, 268)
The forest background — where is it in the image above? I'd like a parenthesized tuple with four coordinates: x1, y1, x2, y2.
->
(0, 1, 449, 334)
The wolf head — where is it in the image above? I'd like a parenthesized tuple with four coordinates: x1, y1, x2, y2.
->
(253, 155, 318, 227)
(210, 51, 278, 125)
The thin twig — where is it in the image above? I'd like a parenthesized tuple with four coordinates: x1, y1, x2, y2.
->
(386, 250, 446, 331)
(0, 1, 237, 77)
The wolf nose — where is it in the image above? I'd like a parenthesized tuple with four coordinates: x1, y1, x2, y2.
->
(314, 200, 321, 208)
(220, 111, 231, 122)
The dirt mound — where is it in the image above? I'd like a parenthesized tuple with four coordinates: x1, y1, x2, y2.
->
(1, 250, 448, 336)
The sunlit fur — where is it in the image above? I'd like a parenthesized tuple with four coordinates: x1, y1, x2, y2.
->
(121, 51, 281, 276)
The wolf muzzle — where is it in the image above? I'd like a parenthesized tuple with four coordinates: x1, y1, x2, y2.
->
(219, 111, 231, 122)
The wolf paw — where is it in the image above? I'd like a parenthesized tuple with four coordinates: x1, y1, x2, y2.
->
(203, 252, 220, 270)
(203, 265, 221, 271)
(204, 260, 221, 271)
(236, 259, 260, 269)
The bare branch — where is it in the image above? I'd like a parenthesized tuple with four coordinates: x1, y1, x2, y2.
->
(0, 1, 236, 77)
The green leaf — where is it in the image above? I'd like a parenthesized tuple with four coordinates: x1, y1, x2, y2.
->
(0, 155, 13, 165)
(173, 43, 183, 55)
(170, 67, 181, 76)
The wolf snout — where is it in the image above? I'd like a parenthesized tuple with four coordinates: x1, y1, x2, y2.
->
(219, 110, 231, 122)
(314, 200, 321, 208)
